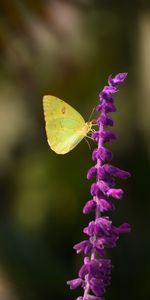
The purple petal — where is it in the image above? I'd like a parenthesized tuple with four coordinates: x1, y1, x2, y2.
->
(108, 72, 128, 86)
(102, 236, 117, 248)
(83, 221, 95, 236)
(97, 166, 106, 180)
(107, 188, 124, 199)
(92, 149, 98, 160)
(74, 240, 92, 254)
(76, 297, 83, 300)
(97, 198, 115, 212)
(90, 278, 105, 297)
(97, 101, 117, 113)
(79, 263, 89, 278)
(99, 91, 114, 102)
(95, 147, 113, 161)
(87, 166, 97, 180)
(84, 295, 104, 300)
(117, 223, 131, 233)
(99, 147, 113, 161)
(100, 130, 117, 143)
(97, 113, 114, 126)
(98, 180, 110, 194)
(103, 85, 119, 94)
(103, 164, 131, 179)
(90, 183, 99, 196)
(94, 244, 106, 256)
(67, 278, 83, 289)
(96, 104, 103, 111)
(83, 200, 96, 214)
(88, 260, 102, 278)
(91, 131, 100, 142)
(88, 259, 112, 284)
(95, 217, 112, 235)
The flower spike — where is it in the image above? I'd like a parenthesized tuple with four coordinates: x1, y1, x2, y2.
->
(67, 73, 131, 300)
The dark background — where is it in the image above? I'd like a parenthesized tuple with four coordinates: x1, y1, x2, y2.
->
(0, 1, 150, 299)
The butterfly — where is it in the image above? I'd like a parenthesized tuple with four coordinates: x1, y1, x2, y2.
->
(43, 95, 93, 154)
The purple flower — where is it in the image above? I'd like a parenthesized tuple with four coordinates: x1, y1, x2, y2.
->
(108, 73, 128, 86)
(96, 101, 117, 113)
(87, 167, 97, 180)
(100, 130, 117, 143)
(97, 113, 114, 126)
(83, 200, 96, 214)
(67, 73, 131, 300)
(67, 278, 83, 290)
(107, 188, 124, 199)
(96, 198, 115, 212)
(92, 147, 113, 161)
(103, 164, 131, 179)
(74, 240, 93, 254)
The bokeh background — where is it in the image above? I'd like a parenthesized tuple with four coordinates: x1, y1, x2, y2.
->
(0, 0, 150, 299)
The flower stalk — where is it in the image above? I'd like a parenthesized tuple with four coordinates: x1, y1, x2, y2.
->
(67, 73, 131, 300)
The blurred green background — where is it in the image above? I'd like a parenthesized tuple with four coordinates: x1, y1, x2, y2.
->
(0, 0, 150, 299)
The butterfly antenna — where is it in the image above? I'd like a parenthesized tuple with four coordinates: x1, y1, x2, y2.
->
(88, 107, 95, 122)
(85, 137, 91, 151)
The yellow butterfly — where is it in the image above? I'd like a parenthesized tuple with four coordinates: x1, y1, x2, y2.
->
(43, 95, 93, 154)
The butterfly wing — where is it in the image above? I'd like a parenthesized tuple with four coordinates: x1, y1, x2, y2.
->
(43, 95, 87, 154)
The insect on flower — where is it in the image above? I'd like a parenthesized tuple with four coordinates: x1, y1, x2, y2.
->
(43, 95, 93, 154)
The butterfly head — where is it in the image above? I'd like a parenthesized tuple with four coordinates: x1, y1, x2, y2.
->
(84, 121, 93, 134)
